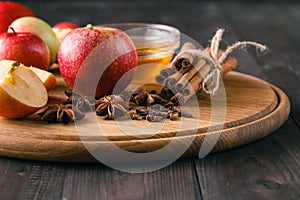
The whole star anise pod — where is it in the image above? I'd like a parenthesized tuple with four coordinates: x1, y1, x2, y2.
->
(95, 95, 129, 120)
(63, 90, 95, 112)
(37, 104, 85, 123)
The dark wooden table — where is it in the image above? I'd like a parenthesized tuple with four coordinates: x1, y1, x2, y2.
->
(2, 1, 300, 199)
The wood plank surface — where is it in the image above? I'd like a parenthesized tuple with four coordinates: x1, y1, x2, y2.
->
(0, 1, 299, 200)
(193, 2, 300, 200)
(0, 158, 33, 200)
(60, 159, 200, 200)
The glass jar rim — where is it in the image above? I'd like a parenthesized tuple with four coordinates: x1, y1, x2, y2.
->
(98, 22, 180, 48)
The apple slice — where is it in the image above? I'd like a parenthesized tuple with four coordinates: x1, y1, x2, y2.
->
(0, 61, 48, 118)
(30, 66, 57, 91)
(0, 60, 57, 91)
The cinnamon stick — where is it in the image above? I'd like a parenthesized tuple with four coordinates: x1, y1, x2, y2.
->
(156, 42, 197, 83)
(160, 67, 176, 77)
(175, 58, 208, 92)
(181, 64, 211, 96)
(220, 57, 237, 74)
(171, 56, 238, 105)
(155, 68, 176, 84)
(173, 42, 196, 71)
(163, 65, 193, 88)
(179, 56, 237, 97)
(181, 42, 197, 52)
(205, 47, 222, 59)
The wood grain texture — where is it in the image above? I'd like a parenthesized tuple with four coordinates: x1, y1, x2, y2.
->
(0, 158, 33, 200)
(24, 162, 65, 200)
(60, 159, 200, 200)
(195, 119, 300, 200)
(0, 72, 290, 163)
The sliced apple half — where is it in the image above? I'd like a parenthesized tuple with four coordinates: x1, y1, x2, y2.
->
(30, 66, 57, 91)
(0, 60, 48, 118)
(0, 60, 57, 91)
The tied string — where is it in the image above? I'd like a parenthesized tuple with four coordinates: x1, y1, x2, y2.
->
(202, 28, 268, 95)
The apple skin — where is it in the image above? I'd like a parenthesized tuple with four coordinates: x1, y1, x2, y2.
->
(0, 1, 35, 33)
(0, 60, 48, 119)
(9, 16, 60, 64)
(53, 22, 79, 29)
(0, 30, 50, 71)
(58, 25, 138, 98)
(52, 21, 80, 43)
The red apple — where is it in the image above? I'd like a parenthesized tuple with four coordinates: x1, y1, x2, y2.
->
(0, 28, 50, 71)
(9, 16, 60, 64)
(0, 1, 35, 33)
(58, 24, 138, 98)
(53, 22, 79, 29)
(52, 21, 80, 43)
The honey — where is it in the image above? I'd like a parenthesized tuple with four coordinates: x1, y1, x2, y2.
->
(133, 47, 175, 81)
(137, 48, 174, 65)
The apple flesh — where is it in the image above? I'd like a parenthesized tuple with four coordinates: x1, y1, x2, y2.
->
(0, 61, 48, 119)
(58, 25, 138, 98)
(0, 60, 57, 91)
(0, 28, 50, 71)
(52, 21, 80, 43)
(9, 16, 60, 64)
(30, 66, 57, 91)
(0, 1, 35, 33)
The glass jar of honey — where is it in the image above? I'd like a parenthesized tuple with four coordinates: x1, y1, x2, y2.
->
(99, 23, 180, 82)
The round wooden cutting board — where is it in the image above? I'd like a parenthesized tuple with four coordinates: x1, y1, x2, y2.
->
(0, 71, 290, 163)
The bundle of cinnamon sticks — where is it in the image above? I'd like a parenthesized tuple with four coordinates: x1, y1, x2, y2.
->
(155, 42, 238, 105)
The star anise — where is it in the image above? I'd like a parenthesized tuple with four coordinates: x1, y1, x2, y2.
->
(37, 104, 85, 124)
(95, 95, 129, 120)
(63, 90, 95, 112)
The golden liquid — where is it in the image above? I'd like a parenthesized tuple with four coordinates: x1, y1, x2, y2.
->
(137, 48, 174, 65)
(132, 48, 174, 82)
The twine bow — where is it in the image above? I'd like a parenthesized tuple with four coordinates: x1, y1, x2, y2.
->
(202, 28, 268, 95)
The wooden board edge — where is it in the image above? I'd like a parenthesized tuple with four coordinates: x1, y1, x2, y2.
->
(183, 84, 291, 156)
(0, 84, 290, 163)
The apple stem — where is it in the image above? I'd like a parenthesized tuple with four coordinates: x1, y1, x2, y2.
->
(86, 24, 94, 30)
(5, 62, 21, 84)
(11, 61, 21, 69)
(9, 27, 17, 36)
